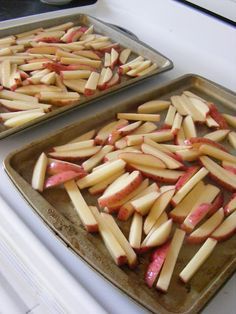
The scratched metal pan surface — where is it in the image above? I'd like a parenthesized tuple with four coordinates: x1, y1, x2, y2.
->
(4, 74, 236, 314)
(0, 13, 173, 139)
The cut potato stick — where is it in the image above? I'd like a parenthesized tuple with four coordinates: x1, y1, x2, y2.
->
(31, 152, 48, 192)
(64, 180, 98, 232)
(0, 89, 39, 103)
(38, 91, 80, 101)
(179, 238, 217, 283)
(222, 113, 236, 128)
(82, 145, 114, 172)
(117, 113, 160, 122)
(90, 206, 127, 266)
(156, 228, 185, 292)
(171, 167, 209, 205)
(101, 213, 137, 267)
(228, 132, 236, 149)
(126, 130, 174, 146)
(171, 96, 188, 116)
(0, 99, 51, 111)
(77, 159, 126, 189)
(53, 139, 95, 152)
(204, 129, 230, 142)
(70, 129, 96, 143)
(15, 84, 62, 95)
(60, 70, 91, 80)
(129, 213, 143, 249)
(4, 112, 45, 128)
(0, 108, 45, 121)
(63, 79, 86, 93)
(138, 100, 170, 114)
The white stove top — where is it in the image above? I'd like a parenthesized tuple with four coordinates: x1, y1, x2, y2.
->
(0, 1, 235, 313)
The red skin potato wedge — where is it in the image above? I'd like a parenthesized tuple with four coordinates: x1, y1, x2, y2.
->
(36, 37, 61, 43)
(145, 242, 170, 288)
(224, 193, 236, 216)
(208, 103, 229, 129)
(207, 192, 224, 217)
(223, 166, 236, 175)
(175, 166, 200, 191)
(44, 170, 82, 189)
(185, 137, 228, 152)
(104, 72, 120, 89)
(181, 203, 212, 233)
(208, 172, 236, 192)
(98, 171, 143, 208)
(127, 164, 183, 184)
(44, 62, 97, 74)
(99, 43, 120, 53)
(211, 211, 236, 241)
(47, 160, 87, 176)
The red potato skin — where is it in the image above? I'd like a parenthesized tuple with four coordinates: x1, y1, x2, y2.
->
(207, 192, 224, 217)
(126, 164, 180, 184)
(107, 130, 120, 145)
(145, 242, 170, 288)
(84, 88, 96, 96)
(47, 160, 87, 176)
(224, 193, 236, 216)
(223, 166, 236, 175)
(181, 203, 212, 233)
(116, 255, 128, 266)
(44, 170, 82, 189)
(117, 204, 134, 221)
(65, 30, 83, 43)
(185, 137, 229, 152)
(208, 103, 229, 129)
(35, 37, 61, 43)
(98, 172, 143, 207)
(86, 223, 99, 233)
(44, 62, 97, 74)
(175, 166, 200, 191)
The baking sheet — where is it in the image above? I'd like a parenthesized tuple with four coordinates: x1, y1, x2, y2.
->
(0, 13, 173, 139)
(4, 74, 236, 314)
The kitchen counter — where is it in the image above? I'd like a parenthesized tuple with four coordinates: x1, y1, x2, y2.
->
(0, 0, 235, 313)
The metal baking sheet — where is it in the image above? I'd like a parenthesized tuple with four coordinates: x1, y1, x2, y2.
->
(0, 13, 173, 139)
(4, 74, 236, 314)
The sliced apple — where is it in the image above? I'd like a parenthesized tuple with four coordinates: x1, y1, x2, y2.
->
(164, 105, 176, 128)
(222, 113, 236, 128)
(224, 194, 236, 216)
(129, 212, 143, 249)
(138, 100, 170, 114)
(141, 219, 173, 251)
(117, 112, 160, 122)
(145, 241, 170, 288)
(88, 170, 125, 195)
(182, 115, 197, 139)
(31, 152, 48, 192)
(187, 208, 224, 244)
(119, 151, 166, 169)
(77, 159, 126, 189)
(126, 129, 174, 146)
(200, 156, 236, 191)
(95, 119, 128, 145)
(129, 163, 184, 183)
(144, 186, 175, 235)
(156, 228, 185, 292)
(98, 171, 143, 207)
(101, 213, 137, 268)
(82, 145, 113, 172)
(47, 159, 86, 176)
(171, 167, 209, 206)
(48, 146, 101, 161)
(179, 238, 217, 283)
(64, 180, 98, 233)
(199, 144, 236, 163)
(90, 206, 127, 265)
(228, 132, 236, 149)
